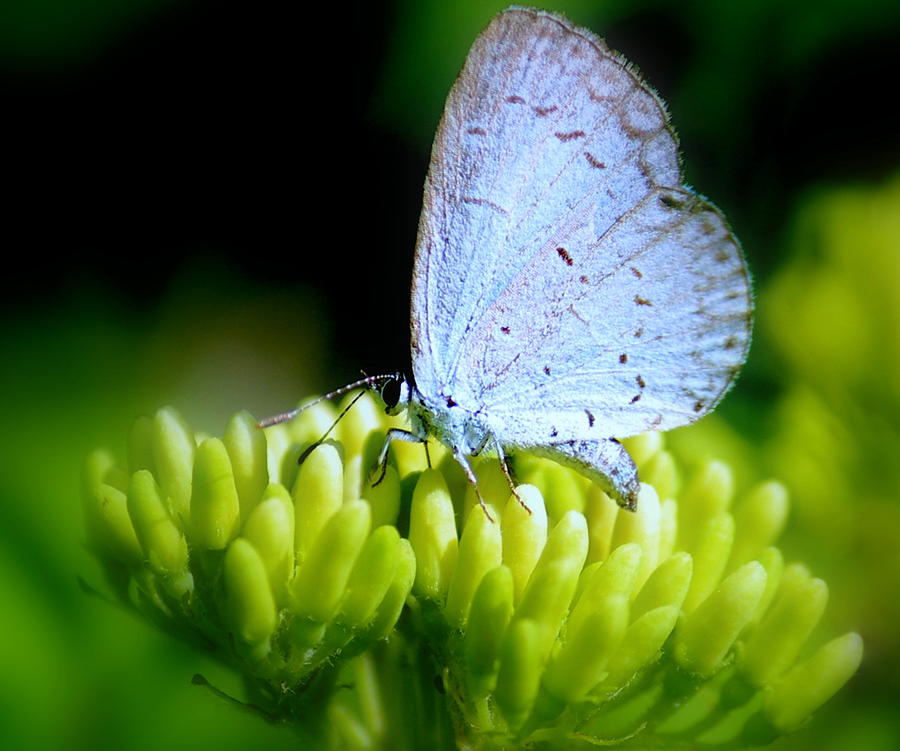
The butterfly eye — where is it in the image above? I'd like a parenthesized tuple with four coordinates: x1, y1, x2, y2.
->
(381, 378, 401, 408)
(380, 376, 409, 415)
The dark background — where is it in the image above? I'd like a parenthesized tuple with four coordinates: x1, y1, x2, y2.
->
(2, 1, 899, 749)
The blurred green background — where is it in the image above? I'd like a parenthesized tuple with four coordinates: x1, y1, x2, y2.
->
(2, 0, 899, 749)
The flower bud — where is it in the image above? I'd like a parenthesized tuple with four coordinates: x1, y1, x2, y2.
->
(675, 561, 767, 676)
(127, 469, 188, 575)
(728, 481, 789, 571)
(190, 438, 240, 550)
(293, 442, 344, 564)
(242, 483, 295, 603)
(495, 618, 542, 728)
(500, 484, 548, 602)
(742, 563, 828, 685)
(445, 506, 503, 627)
(464, 566, 514, 692)
(152, 406, 195, 522)
(224, 537, 277, 651)
(681, 511, 735, 613)
(223, 410, 269, 524)
(763, 632, 863, 731)
(408, 469, 458, 600)
(292, 499, 372, 623)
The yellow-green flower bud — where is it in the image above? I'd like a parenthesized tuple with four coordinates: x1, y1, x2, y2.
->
(568, 543, 641, 640)
(350, 538, 416, 645)
(292, 499, 371, 623)
(464, 565, 514, 692)
(223, 410, 269, 524)
(630, 551, 692, 620)
(584, 484, 618, 564)
(657, 497, 677, 562)
(678, 461, 734, 551)
(495, 618, 542, 729)
(336, 391, 383, 459)
(127, 469, 189, 575)
(515, 512, 588, 660)
(674, 561, 767, 676)
(742, 563, 828, 686)
(224, 537, 277, 651)
(763, 632, 863, 731)
(681, 511, 735, 613)
(363, 464, 401, 528)
(749, 546, 784, 624)
(544, 593, 629, 702)
(642, 449, 679, 500)
(602, 605, 680, 691)
(610, 484, 661, 591)
(190, 438, 240, 550)
(293, 442, 344, 564)
(85, 481, 143, 565)
(408, 469, 458, 600)
(728, 481, 789, 570)
(515, 553, 583, 666)
(242, 483, 295, 603)
(337, 525, 402, 629)
(445, 505, 503, 628)
(538, 460, 587, 518)
(500, 484, 548, 603)
(622, 432, 663, 466)
(152, 406, 195, 522)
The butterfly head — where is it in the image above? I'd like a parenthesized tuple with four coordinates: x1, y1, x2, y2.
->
(377, 372, 411, 417)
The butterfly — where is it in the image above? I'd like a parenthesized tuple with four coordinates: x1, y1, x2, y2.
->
(268, 7, 751, 513)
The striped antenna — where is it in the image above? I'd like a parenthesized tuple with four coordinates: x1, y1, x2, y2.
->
(256, 372, 401, 428)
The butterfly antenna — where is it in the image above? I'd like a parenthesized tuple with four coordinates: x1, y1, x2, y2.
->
(296, 389, 368, 465)
(257, 373, 400, 428)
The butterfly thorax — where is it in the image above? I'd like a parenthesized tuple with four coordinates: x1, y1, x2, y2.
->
(408, 386, 494, 458)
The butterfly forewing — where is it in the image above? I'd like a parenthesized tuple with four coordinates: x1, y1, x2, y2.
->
(411, 7, 750, 444)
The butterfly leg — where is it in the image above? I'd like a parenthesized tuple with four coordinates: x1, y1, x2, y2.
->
(490, 436, 527, 512)
(452, 450, 496, 523)
(371, 428, 428, 487)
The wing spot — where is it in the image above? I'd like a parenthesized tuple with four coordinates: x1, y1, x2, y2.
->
(543, 365, 551, 375)
(702, 220, 717, 235)
(584, 152, 606, 169)
(588, 88, 614, 103)
(585, 409, 595, 427)
(505, 95, 526, 104)
(630, 266, 643, 279)
(467, 126, 487, 136)
(635, 295, 653, 306)
(579, 274, 589, 284)
(555, 130, 585, 142)
(461, 196, 508, 215)
(634, 327, 644, 338)
(659, 194, 686, 210)
(715, 249, 731, 262)
(556, 247, 574, 265)
(619, 353, 628, 364)
(500, 326, 511, 335)
(630, 394, 642, 404)
(724, 336, 738, 350)
(636, 375, 646, 389)
(693, 400, 705, 413)
(550, 426, 558, 438)
(533, 105, 558, 116)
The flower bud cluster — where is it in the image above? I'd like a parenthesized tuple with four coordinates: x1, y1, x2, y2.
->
(83, 394, 861, 748)
(83, 403, 416, 709)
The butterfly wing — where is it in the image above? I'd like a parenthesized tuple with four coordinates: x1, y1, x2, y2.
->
(411, 8, 750, 450)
